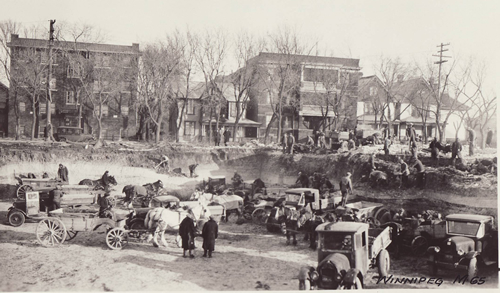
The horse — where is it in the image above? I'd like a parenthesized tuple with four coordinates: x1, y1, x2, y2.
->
(143, 204, 210, 248)
(79, 176, 117, 190)
(275, 206, 313, 246)
(252, 178, 266, 195)
(143, 180, 164, 194)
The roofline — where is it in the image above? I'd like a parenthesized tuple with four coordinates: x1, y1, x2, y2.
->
(0, 81, 8, 90)
(249, 52, 360, 68)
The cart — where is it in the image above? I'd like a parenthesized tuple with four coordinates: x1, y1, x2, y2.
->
(35, 208, 130, 249)
(14, 175, 67, 200)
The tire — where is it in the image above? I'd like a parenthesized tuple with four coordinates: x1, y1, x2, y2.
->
(36, 218, 67, 247)
(373, 207, 389, 222)
(468, 257, 478, 279)
(106, 228, 128, 250)
(299, 279, 311, 290)
(377, 249, 390, 277)
(16, 185, 34, 201)
(226, 210, 241, 223)
(252, 208, 269, 224)
(66, 231, 78, 241)
(8, 211, 25, 227)
(341, 276, 362, 290)
(378, 212, 392, 225)
(411, 236, 429, 256)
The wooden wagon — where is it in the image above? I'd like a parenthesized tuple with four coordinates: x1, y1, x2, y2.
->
(14, 176, 67, 200)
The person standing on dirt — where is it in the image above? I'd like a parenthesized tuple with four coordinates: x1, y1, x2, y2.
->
(286, 132, 295, 155)
(57, 164, 69, 183)
(48, 185, 64, 211)
(383, 135, 392, 156)
(410, 139, 418, 160)
(179, 214, 196, 258)
(430, 137, 440, 167)
(339, 172, 353, 207)
(296, 172, 309, 188)
(486, 128, 493, 147)
(399, 158, 410, 189)
(189, 163, 198, 178)
(451, 137, 463, 168)
(156, 155, 170, 172)
(466, 127, 476, 156)
(202, 215, 218, 258)
(223, 128, 231, 146)
(411, 158, 426, 189)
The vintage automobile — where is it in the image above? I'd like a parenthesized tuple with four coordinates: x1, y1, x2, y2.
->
(427, 214, 498, 280)
(54, 126, 95, 143)
(298, 221, 392, 289)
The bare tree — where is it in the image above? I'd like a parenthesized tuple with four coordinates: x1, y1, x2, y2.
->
(136, 38, 183, 143)
(376, 57, 408, 137)
(259, 26, 308, 143)
(226, 31, 266, 142)
(171, 29, 199, 142)
(195, 29, 228, 145)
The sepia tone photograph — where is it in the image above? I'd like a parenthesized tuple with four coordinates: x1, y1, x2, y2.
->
(0, 0, 498, 291)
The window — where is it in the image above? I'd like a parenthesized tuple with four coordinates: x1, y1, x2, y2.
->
(65, 91, 77, 105)
(101, 105, 108, 116)
(40, 102, 56, 114)
(121, 105, 129, 116)
(67, 64, 83, 78)
(369, 86, 378, 96)
(187, 99, 195, 115)
(230, 102, 236, 118)
(284, 116, 293, 128)
(184, 121, 195, 136)
(364, 102, 373, 114)
(411, 105, 420, 117)
(303, 67, 338, 83)
(19, 102, 26, 112)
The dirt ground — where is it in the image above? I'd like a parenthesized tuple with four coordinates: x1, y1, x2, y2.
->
(0, 139, 498, 291)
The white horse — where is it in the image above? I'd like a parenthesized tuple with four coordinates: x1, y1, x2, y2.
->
(144, 204, 211, 247)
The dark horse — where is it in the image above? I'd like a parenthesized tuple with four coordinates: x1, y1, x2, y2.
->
(79, 176, 117, 190)
(122, 180, 164, 207)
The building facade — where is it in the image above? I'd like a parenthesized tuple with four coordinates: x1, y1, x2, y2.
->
(7, 34, 140, 140)
(0, 81, 8, 136)
(244, 52, 361, 143)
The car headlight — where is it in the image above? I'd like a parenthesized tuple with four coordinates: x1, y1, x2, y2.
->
(434, 246, 441, 253)
(457, 249, 465, 256)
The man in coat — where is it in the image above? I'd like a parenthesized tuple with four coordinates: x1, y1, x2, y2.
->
(339, 172, 353, 207)
(296, 172, 309, 188)
(179, 214, 196, 258)
(57, 164, 69, 183)
(429, 137, 440, 167)
(202, 215, 218, 258)
(48, 185, 64, 211)
(411, 158, 426, 189)
(384, 135, 392, 156)
(223, 128, 231, 146)
(98, 192, 114, 219)
(451, 137, 463, 168)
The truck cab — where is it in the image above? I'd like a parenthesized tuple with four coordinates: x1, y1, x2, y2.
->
(427, 214, 498, 279)
(298, 221, 391, 290)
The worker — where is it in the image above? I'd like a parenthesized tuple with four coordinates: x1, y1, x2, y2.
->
(466, 127, 476, 156)
(296, 172, 310, 188)
(57, 164, 69, 183)
(156, 155, 170, 171)
(48, 185, 64, 211)
(339, 172, 353, 207)
(286, 132, 295, 154)
(98, 192, 114, 219)
(411, 158, 426, 189)
(384, 135, 392, 156)
(451, 137, 463, 168)
(429, 137, 440, 167)
(399, 158, 410, 189)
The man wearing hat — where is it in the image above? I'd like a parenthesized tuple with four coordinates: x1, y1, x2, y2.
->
(48, 185, 64, 211)
(179, 213, 196, 258)
(98, 192, 114, 219)
(57, 164, 69, 183)
(339, 172, 353, 207)
(202, 215, 218, 258)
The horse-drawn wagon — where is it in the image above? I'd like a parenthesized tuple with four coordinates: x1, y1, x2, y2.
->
(14, 175, 66, 200)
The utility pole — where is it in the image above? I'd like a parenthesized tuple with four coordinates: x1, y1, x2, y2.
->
(433, 42, 451, 142)
(46, 19, 56, 141)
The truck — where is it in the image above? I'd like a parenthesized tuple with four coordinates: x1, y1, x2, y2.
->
(298, 221, 392, 290)
(265, 188, 341, 232)
(427, 214, 498, 280)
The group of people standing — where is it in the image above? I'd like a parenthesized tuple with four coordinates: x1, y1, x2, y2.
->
(214, 127, 231, 147)
(178, 213, 219, 259)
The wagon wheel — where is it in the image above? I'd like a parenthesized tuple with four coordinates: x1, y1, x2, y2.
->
(36, 218, 67, 247)
(66, 231, 78, 241)
(106, 227, 128, 250)
(252, 208, 269, 224)
(16, 185, 34, 200)
(373, 207, 390, 223)
(411, 236, 429, 256)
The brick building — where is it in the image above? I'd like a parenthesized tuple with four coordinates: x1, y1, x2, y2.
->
(244, 52, 361, 143)
(6, 34, 140, 140)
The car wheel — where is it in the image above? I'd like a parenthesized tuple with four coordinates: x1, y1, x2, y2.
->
(8, 211, 25, 227)
(468, 257, 478, 279)
(411, 236, 429, 256)
(377, 249, 390, 277)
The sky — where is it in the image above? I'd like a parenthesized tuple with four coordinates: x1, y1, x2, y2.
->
(1, 0, 499, 94)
